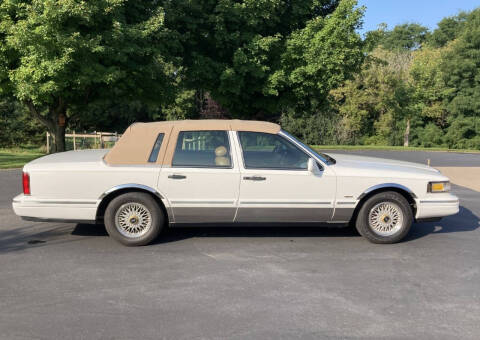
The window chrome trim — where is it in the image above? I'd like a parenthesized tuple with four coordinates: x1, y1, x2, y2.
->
(236, 131, 318, 171)
(171, 130, 233, 169)
(279, 130, 327, 168)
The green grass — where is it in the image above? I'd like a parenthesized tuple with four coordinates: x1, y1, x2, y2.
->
(312, 145, 480, 153)
(0, 147, 45, 169)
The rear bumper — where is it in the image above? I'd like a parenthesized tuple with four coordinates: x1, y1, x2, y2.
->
(415, 193, 459, 220)
(12, 194, 97, 223)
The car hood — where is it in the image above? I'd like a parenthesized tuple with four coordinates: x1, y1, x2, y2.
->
(326, 152, 447, 180)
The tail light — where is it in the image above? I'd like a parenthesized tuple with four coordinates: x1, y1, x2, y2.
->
(22, 172, 31, 195)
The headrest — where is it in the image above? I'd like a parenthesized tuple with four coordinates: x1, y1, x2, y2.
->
(215, 146, 227, 157)
(215, 156, 230, 166)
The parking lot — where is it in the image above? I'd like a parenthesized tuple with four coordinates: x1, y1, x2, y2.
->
(1, 151, 479, 339)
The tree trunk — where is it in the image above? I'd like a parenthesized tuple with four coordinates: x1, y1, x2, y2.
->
(51, 123, 66, 153)
(25, 99, 67, 153)
(403, 118, 410, 147)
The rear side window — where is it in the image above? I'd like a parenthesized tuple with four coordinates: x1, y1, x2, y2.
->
(172, 131, 231, 168)
(148, 133, 165, 163)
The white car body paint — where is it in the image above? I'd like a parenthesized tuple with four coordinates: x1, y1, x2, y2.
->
(12, 131, 459, 225)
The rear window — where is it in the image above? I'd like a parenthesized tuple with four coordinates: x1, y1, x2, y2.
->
(148, 133, 165, 163)
(172, 131, 231, 168)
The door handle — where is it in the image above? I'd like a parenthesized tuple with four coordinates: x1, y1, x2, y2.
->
(243, 176, 266, 181)
(168, 174, 187, 179)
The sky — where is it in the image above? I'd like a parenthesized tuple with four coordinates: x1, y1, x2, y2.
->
(358, 0, 480, 34)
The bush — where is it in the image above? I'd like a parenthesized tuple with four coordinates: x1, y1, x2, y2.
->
(279, 110, 341, 145)
(414, 123, 445, 147)
(444, 116, 480, 149)
(0, 99, 45, 148)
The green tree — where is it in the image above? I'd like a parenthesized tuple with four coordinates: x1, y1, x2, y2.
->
(330, 48, 414, 145)
(441, 9, 480, 119)
(409, 44, 452, 146)
(428, 12, 468, 47)
(0, 0, 175, 152)
(279, 108, 340, 145)
(161, 0, 364, 119)
(437, 8, 480, 148)
(0, 97, 44, 147)
(375, 23, 430, 51)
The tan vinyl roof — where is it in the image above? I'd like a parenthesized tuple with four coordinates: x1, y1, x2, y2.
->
(104, 119, 281, 165)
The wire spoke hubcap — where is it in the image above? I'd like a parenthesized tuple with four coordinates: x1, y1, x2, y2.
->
(115, 202, 152, 238)
(368, 202, 404, 236)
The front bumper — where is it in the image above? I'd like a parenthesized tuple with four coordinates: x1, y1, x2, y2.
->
(415, 193, 460, 220)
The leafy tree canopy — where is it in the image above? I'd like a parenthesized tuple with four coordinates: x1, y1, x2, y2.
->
(428, 12, 468, 47)
(367, 23, 430, 51)
(161, 0, 365, 119)
(0, 0, 176, 151)
(441, 8, 480, 120)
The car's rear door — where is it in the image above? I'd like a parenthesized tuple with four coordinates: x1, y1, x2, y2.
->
(158, 130, 240, 223)
(233, 131, 336, 223)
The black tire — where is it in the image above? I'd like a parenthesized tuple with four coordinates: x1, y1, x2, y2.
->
(355, 191, 413, 244)
(104, 192, 164, 246)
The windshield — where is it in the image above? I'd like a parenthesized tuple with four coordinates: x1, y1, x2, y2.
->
(280, 130, 336, 165)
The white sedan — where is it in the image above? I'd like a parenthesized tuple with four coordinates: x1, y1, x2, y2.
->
(12, 120, 459, 246)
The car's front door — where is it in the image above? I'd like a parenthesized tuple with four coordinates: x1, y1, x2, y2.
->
(158, 130, 240, 223)
(233, 131, 336, 223)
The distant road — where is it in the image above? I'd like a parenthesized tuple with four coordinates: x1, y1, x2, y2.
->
(321, 149, 480, 167)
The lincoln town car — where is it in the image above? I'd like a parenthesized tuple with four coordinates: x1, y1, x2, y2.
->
(12, 120, 459, 246)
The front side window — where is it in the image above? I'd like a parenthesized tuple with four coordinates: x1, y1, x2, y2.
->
(172, 130, 231, 168)
(238, 132, 309, 169)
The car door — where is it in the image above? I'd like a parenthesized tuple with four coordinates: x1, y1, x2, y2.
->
(233, 131, 336, 223)
(157, 130, 240, 223)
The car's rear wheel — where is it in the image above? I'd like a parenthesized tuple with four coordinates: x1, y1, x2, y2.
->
(104, 192, 164, 246)
(355, 191, 413, 244)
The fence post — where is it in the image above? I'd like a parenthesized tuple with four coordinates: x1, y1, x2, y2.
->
(73, 131, 76, 151)
(46, 132, 50, 154)
(100, 132, 104, 148)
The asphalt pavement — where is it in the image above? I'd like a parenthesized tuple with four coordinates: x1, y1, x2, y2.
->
(322, 149, 480, 167)
(1, 151, 480, 339)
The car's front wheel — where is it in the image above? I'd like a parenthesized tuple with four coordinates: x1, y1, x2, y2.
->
(104, 192, 164, 246)
(355, 191, 413, 244)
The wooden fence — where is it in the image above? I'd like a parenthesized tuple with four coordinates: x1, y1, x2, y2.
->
(46, 131, 121, 153)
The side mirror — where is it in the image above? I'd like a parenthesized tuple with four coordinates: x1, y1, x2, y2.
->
(307, 158, 317, 173)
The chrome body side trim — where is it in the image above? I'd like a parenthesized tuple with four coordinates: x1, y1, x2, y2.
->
(240, 201, 330, 205)
(21, 216, 96, 224)
(22, 200, 97, 205)
(419, 200, 459, 204)
(170, 200, 235, 205)
(99, 184, 164, 200)
(357, 183, 417, 200)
